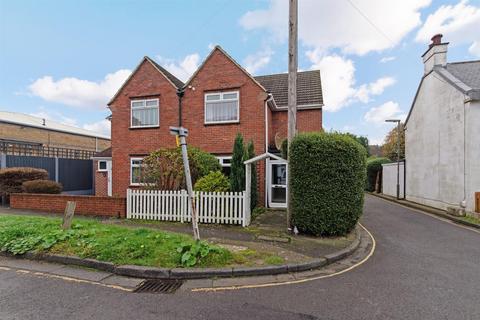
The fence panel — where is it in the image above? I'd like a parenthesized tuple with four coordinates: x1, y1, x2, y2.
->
(126, 189, 248, 226)
(6, 155, 56, 180)
(58, 158, 93, 192)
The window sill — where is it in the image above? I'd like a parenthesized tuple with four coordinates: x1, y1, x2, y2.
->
(129, 126, 159, 130)
(204, 121, 240, 126)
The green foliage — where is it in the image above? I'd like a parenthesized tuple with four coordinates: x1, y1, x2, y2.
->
(22, 180, 63, 194)
(344, 133, 370, 157)
(251, 207, 266, 221)
(0, 215, 232, 268)
(176, 241, 222, 267)
(194, 171, 230, 192)
(189, 147, 222, 177)
(290, 132, 367, 236)
(382, 123, 405, 160)
(230, 133, 245, 192)
(245, 140, 258, 210)
(366, 157, 391, 192)
(0, 167, 49, 199)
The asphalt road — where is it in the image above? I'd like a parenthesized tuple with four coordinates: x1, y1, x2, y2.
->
(1, 195, 479, 320)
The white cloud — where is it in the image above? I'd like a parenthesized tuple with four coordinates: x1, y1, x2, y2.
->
(83, 119, 111, 137)
(380, 56, 396, 63)
(243, 48, 274, 74)
(240, 0, 431, 55)
(416, 0, 480, 57)
(29, 69, 131, 108)
(307, 51, 395, 112)
(364, 101, 407, 124)
(156, 53, 200, 82)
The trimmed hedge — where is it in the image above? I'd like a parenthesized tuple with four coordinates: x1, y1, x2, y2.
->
(365, 157, 391, 192)
(189, 147, 221, 178)
(194, 171, 230, 192)
(290, 132, 367, 236)
(22, 180, 63, 194)
(0, 167, 49, 199)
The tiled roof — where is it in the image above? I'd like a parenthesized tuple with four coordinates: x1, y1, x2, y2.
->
(147, 57, 185, 89)
(254, 70, 323, 108)
(94, 147, 112, 158)
(0, 111, 110, 139)
(446, 60, 480, 90)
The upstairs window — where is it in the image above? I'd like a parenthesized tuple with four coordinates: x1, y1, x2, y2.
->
(131, 99, 159, 128)
(204, 91, 239, 124)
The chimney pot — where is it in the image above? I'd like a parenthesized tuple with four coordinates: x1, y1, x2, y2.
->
(430, 34, 443, 47)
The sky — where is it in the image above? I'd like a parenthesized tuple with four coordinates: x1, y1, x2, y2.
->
(1, 0, 479, 144)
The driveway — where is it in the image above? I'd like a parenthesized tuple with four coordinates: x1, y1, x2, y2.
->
(1, 195, 479, 320)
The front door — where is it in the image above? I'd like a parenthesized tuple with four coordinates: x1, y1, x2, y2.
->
(268, 160, 288, 208)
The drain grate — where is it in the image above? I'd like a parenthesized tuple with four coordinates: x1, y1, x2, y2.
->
(133, 279, 184, 294)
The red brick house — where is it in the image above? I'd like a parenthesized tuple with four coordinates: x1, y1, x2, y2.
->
(93, 46, 323, 208)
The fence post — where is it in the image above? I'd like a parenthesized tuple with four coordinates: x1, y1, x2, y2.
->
(126, 189, 130, 218)
(0, 153, 6, 169)
(54, 157, 59, 182)
(243, 191, 250, 227)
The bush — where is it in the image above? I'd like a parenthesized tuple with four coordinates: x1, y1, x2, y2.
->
(230, 133, 245, 192)
(22, 180, 63, 194)
(280, 139, 288, 159)
(194, 171, 230, 192)
(365, 157, 391, 192)
(189, 147, 221, 178)
(0, 167, 49, 199)
(290, 132, 367, 236)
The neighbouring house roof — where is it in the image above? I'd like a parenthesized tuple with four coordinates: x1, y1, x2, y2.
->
(93, 147, 112, 158)
(254, 70, 323, 109)
(445, 60, 480, 90)
(406, 59, 480, 125)
(0, 111, 111, 140)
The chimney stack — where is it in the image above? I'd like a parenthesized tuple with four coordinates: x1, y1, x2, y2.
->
(422, 33, 448, 74)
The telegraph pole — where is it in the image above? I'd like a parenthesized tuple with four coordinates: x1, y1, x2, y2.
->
(286, 0, 298, 230)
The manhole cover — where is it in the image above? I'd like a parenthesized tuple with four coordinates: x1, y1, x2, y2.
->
(133, 279, 184, 294)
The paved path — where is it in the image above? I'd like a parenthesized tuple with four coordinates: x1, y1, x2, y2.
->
(1, 195, 479, 320)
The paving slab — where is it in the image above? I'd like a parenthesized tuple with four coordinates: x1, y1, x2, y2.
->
(101, 275, 145, 289)
(0, 256, 65, 273)
(52, 265, 112, 282)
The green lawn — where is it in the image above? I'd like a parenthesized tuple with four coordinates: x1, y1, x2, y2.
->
(0, 215, 232, 268)
(0, 214, 285, 268)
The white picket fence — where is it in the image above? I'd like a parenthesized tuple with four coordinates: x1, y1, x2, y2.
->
(126, 189, 250, 226)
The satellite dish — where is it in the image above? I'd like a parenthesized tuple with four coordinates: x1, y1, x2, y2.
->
(274, 132, 285, 151)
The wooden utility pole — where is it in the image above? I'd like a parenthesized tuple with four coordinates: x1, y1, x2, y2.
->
(169, 126, 200, 240)
(286, 0, 298, 230)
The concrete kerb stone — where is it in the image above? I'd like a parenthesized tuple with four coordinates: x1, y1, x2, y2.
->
(0, 225, 364, 280)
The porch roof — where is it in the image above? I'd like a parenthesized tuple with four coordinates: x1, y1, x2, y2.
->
(243, 152, 285, 165)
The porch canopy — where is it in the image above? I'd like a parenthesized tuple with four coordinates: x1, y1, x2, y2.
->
(243, 152, 287, 218)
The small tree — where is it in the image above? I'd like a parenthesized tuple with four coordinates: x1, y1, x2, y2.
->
(345, 133, 370, 157)
(230, 133, 245, 192)
(245, 140, 258, 210)
(382, 123, 405, 161)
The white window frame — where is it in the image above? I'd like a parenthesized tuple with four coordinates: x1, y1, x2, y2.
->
(217, 156, 232, 168)
(204, 91, 240, 124)
(97, 160, 108, 172)
(130, 157, 144, 186)
(130, 98, 159, 128)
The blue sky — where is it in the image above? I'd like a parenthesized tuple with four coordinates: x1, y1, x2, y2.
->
(1, 0, 479, 144)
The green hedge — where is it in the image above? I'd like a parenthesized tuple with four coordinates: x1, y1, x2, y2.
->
(290, 132, 367, 236)
(189, 147, 221, 178)
(22, 180, 63, 194)
(194, 171, 230, 192)
(0, 167, 49, 199)
(365, 157, 391, 192)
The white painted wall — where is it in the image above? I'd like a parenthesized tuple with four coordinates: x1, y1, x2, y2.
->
(405, 72, 466, 211)
(465, 100, 480, 212)
(382, 162, 405, 198)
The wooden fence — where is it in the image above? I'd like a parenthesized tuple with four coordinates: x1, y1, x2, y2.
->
(126, 189, 250, 226)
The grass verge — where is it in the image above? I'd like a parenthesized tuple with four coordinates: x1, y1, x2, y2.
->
(0, 215, 284, 268)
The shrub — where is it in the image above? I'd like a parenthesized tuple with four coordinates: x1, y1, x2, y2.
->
(280, 139, 288, 159)
(290, 132, 367, 236)
(230, 133, 245, 192)
(189, 147, 221, 177)
(366, 157, 391, 192)
(0, 167, 49, 199)
(22, 180, 63, 194)
(244, 140, 258, 210)
(194, 171, 230, 192)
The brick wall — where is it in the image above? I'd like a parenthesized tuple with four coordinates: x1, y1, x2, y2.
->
(270, 109, 322, 146)
(0, 122, 110, 151)
(10, 194, 126, 218)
